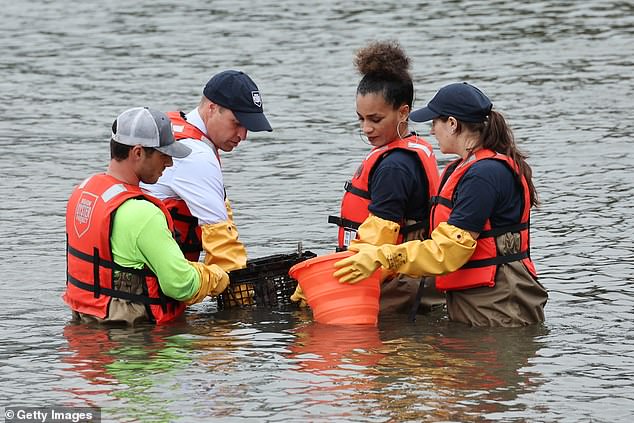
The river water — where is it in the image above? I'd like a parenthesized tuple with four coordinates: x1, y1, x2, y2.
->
(1, 0, 633, 421)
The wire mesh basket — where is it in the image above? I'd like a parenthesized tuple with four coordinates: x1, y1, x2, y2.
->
(214, 249, 317, 309)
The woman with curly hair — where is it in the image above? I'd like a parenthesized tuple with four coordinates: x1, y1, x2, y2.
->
(320, 40, 443, 317)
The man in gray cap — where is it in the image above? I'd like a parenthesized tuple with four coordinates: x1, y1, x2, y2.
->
(64, 107, 230, 325)
(142, 71, 272, 282)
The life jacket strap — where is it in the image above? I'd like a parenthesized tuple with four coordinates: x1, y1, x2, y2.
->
(67, 245, 154, 276)
(168, 209, 202, 252)
(93, 247, 101, 298)
(461, 251, 529, 269)
(430, 195, 452, 209)
(330, 215, 428, 239)
(328, 215, 361, 230)
(344, 180, 371, 200)
(67, 274, 171, 306)
(479, 222, 528, 238)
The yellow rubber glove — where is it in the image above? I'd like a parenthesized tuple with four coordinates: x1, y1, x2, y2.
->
(185, 262, 230, 305)
(350, 214, 400, 246)
(289, 284, 308, 307)
(201, 221, 247, 272)
(350, 214, 401, 283)
(333, 222, 477, 284)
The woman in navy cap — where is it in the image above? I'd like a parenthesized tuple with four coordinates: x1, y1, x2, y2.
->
(334, 82, 548, 327)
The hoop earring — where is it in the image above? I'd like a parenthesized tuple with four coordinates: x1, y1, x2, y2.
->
(358, 130, 371, 145)
(397, 121, 408, 140)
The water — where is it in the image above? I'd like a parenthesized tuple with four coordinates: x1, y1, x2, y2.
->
(1, 0, 633, 421)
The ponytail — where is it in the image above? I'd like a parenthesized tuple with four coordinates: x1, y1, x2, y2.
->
(482, 111, 539, 207)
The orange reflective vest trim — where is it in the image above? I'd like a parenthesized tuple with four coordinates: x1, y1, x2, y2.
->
(329, 135, 440, 250)
(164, 111, 220, 261)
(64, 173, 186, 324)
(431, 149, 537, 291)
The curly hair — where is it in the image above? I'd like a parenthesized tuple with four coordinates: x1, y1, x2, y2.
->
(354, 40, 413, 109)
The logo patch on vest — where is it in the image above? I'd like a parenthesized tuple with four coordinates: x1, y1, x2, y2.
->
(251, 91, 262, 107)
(74, 192, 97, 238)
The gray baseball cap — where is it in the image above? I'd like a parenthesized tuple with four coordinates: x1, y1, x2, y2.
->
(112, 107, 191, 158)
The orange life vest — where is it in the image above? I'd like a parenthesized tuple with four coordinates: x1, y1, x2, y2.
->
(164, 111, 221, 261)
(167, 111, 213, 147)
(431, 149, 537, 291)
(329, 135, 440, 250)
(64, 173, 186, 324)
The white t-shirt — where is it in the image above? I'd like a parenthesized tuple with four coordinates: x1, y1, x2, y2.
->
(141, 109, 228, 225)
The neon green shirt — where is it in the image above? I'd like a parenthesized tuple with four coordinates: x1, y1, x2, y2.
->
(110, 198, 200, 301)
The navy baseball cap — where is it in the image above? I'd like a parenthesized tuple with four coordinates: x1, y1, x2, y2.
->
(203, 70, 272, 132)
(410, 82, 493, 123)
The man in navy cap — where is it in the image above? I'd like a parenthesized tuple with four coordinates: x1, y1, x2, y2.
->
(65, 107, 230, 325)
(142, 71, 272, 278)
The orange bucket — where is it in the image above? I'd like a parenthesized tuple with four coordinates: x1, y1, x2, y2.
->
(289, 251, 381, 326)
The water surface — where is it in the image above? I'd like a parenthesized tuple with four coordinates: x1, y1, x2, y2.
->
(1, 0, 633, 421)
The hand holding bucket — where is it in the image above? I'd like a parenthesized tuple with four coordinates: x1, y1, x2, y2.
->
(332, 243, 384, 284)
(289, 251, 381, 326)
